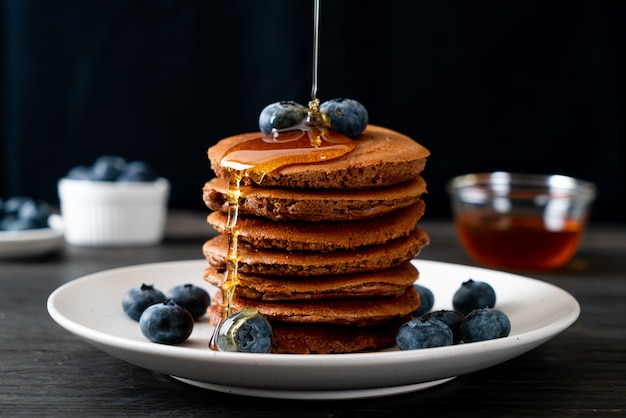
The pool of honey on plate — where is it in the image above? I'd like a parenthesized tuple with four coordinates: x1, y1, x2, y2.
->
(455, 211, 586, 271)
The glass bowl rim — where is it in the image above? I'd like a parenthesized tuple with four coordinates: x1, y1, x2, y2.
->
(447, 171, 596, 201)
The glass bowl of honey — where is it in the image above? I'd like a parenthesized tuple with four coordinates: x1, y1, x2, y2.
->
(447, 172, 596, 271)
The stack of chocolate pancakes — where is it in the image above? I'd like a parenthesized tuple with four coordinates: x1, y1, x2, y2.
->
(203, 124, 430, 354)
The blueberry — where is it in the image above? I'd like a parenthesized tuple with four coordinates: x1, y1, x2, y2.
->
(461, 308, 511, 343)
(122, 284, 167, 321)
(91, 155, 127, 181)
(396, 317, 453, 350)
(320, 98, 368, 137)
(17, 199, 52, 228)
(216, 308, 273, 353)
(139, 300, 194, 345)
(2, 196, 31, 217)
(452, 279, 497, 316)
(412, 284, 435, 317)
(422, 310, 466, 343)
(118, 161, 157, 182)
(258, 101, 308, 135)
(166, 284, 211, 320)
(0, 197, 52, 230)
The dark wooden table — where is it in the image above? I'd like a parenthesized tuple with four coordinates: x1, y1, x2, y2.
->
(2, 212, 625, 417)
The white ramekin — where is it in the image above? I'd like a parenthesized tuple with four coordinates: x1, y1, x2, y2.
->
(58, 178, 170, 247)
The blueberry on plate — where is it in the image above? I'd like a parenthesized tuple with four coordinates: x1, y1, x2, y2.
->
(2, 196, 31, 217)
(90, 155, 127, 181)
(320, 98, 368, 138)
(122, 284, 167, 321)
(0, 197, 52, 230)
(452, 279, 496, 316)
(258, 101, 307, 135)
(166, 284, 211, 320)
(139, 300, 194, 345)
(216, 308, 273, 353)
(396, 317, 453, 350)
(17, 198, 52, 227)
(422, 309, 466, 343)
(412, 284, 435, 317)
(460, 308, 511, 343)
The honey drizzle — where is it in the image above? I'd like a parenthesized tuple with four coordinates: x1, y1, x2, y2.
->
(209, 0, 353, 351)
(311, 0, 320, 103)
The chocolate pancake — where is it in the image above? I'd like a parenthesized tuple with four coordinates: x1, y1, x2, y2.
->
(203, 227, 430, 276)
(203, 262, 419, 300)
(203, 175, 427, 222)
(268, 317, 411, 354)
(207, 201, 425, 251)
(208, 125, 430, 189)
(210, 285, 419, 326)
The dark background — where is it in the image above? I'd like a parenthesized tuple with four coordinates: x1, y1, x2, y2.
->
(2, 0, 625, 222)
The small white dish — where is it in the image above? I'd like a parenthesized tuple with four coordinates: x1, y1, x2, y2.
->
(47, 259, 580, 400)
(0, 215, 64, 259)
(58, 178, 169, 247)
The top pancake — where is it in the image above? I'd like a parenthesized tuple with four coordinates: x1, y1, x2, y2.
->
(208, 124, 430, 189)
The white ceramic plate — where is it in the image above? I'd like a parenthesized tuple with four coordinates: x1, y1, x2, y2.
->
(0, 215, 64, 259)
(47, 259, 579, 400)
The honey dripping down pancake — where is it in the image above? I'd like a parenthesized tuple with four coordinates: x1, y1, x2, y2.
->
(209, 101, 356, 350)
(205, 108, 432, 352)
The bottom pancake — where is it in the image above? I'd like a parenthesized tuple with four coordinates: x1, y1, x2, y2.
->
(208, 304, 411, 354)
(269, 317, 410, 354)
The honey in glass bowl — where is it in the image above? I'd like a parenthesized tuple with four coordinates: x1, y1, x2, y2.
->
(448, 172, 596, 271)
